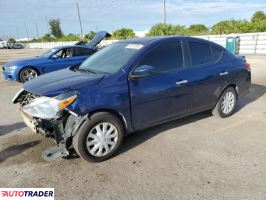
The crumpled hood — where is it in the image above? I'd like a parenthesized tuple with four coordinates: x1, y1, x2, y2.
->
(23, 68, 105, 97)
(4, 56, 46, 67)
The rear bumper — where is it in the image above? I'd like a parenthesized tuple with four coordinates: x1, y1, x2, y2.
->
(238, 72, 251, 98)
(2, 70, 20, 81)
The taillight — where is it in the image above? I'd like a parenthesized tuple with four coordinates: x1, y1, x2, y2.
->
(244, 62, 251, 71)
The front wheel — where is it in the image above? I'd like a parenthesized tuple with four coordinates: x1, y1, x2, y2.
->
(19, 67, 38, 82)
(212, 87, 237, 118)
(73, 112, 124, 162)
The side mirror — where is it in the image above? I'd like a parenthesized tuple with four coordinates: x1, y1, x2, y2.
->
(130, 65, 154, 79)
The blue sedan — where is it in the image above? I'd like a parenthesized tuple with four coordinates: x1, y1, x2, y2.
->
(2, 31, 110, 82)
(13, 36, 251, 162)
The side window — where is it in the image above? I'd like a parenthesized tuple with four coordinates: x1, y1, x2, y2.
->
(55, 49, 64, 58)
(211, 46, 223, 61)
(74, 47, 94, 56)
(138, 42, 183, 72)
(189, 42, 213, 66)
(55, 48, 73, 58)
(64, 48, 73, 58)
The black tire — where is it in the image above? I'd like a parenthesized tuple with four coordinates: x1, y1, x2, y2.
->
(19, 67, 38, 83)
(212, 87, 237, 118)
(73, 112, 124, 162)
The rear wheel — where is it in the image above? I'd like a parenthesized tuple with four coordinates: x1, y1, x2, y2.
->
(19, 67, 38, 82)
(73, 112, 124, 162)
(212, 87, 237, 118)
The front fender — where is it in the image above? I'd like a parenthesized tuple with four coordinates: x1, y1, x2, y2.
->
(65, 72, 133, 133)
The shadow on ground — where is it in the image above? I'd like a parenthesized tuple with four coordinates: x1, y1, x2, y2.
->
(0, 122, 26, 136)
(237, 83, 266, 112)
(61, 83, 266, 160)
(0, 140, 40, 163)
(119, 111, 212, 156)
(119, 83, 266, 157)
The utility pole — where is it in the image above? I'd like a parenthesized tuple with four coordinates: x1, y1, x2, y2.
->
(36, 23, 39, 38)
(163, 0, 166, 24)
(76, 0, 83, 38)
(15, 26, 19, 40)
(46, 16, 49, 34)
(24, 22, 29, 41)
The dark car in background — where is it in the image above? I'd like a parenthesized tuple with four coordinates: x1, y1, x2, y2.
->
(13, 36, 251, 162)
(11, 43, 24, 49)
(2, 31, 110, 82)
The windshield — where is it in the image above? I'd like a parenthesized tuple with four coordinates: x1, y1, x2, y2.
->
(41, 48, 58, 57)
(79, 42, 143, 74)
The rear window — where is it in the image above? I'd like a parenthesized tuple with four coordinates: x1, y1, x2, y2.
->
(189, 42, 213, 66)
(189, 42, 224, 66)
(211, 46, 223, 61)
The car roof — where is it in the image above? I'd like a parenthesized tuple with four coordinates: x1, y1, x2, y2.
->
(55, 45, 92, 49)
(119, 36, 222, 48)
(121, 36, 191, 43)
(57, 36, 222, 50)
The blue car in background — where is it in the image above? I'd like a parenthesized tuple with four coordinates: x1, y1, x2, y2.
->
(2, 31, 110, 82)
(13, 36, 251, 162)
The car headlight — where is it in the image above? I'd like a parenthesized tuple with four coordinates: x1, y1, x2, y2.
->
(22, 91, 78, 119)
(5, 66, 17, 71)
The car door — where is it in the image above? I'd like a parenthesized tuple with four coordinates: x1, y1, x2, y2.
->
(43, 48, 80, 73)
(129, 41, 191, 129)
(187, 40, 228, 112)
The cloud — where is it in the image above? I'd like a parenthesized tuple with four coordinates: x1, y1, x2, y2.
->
(0, 0, 265, 38)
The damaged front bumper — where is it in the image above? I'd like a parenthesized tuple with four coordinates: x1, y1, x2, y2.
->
(13, 89, 86, 160)
(20, 108, 72, 160)
(20, 108, 67, 144)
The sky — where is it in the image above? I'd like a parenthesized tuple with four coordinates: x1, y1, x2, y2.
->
(0, 0, 266, 39)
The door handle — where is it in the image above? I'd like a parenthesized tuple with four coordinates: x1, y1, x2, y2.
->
(219, 71, 228, 76)
(176, 80, 188, 85)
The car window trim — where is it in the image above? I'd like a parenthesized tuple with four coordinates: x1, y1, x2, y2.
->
(211, 45, 224, 63)
(187, 40, 223, 68)
(188, 41, 213, 67)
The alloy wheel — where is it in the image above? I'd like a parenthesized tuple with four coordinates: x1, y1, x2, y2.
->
(221, 91, 235, 114)
(21, 68, 37, 82)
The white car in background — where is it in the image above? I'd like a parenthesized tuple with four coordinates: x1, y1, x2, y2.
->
(0, 42, 5, 49)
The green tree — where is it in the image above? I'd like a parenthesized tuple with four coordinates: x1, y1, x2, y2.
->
(212, 20, 250, 34)
(42, 33, 54, 42)
(171, 24, 186, 35)
(239, 20, 253, 33)
(49, 18, 64, 38)
(112, 28, 135, 39)
(252, 21, 266, 32)
(186, 24, 209, 35)
(57, 33, 80, 41)
(251, 11, 266, 32)
(84, 31, 96, 40)
(212, 11, 266, 34)
(147, 23, 186, 36)
(251, 11, 266, 23)
(7, 38, 16, 43)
